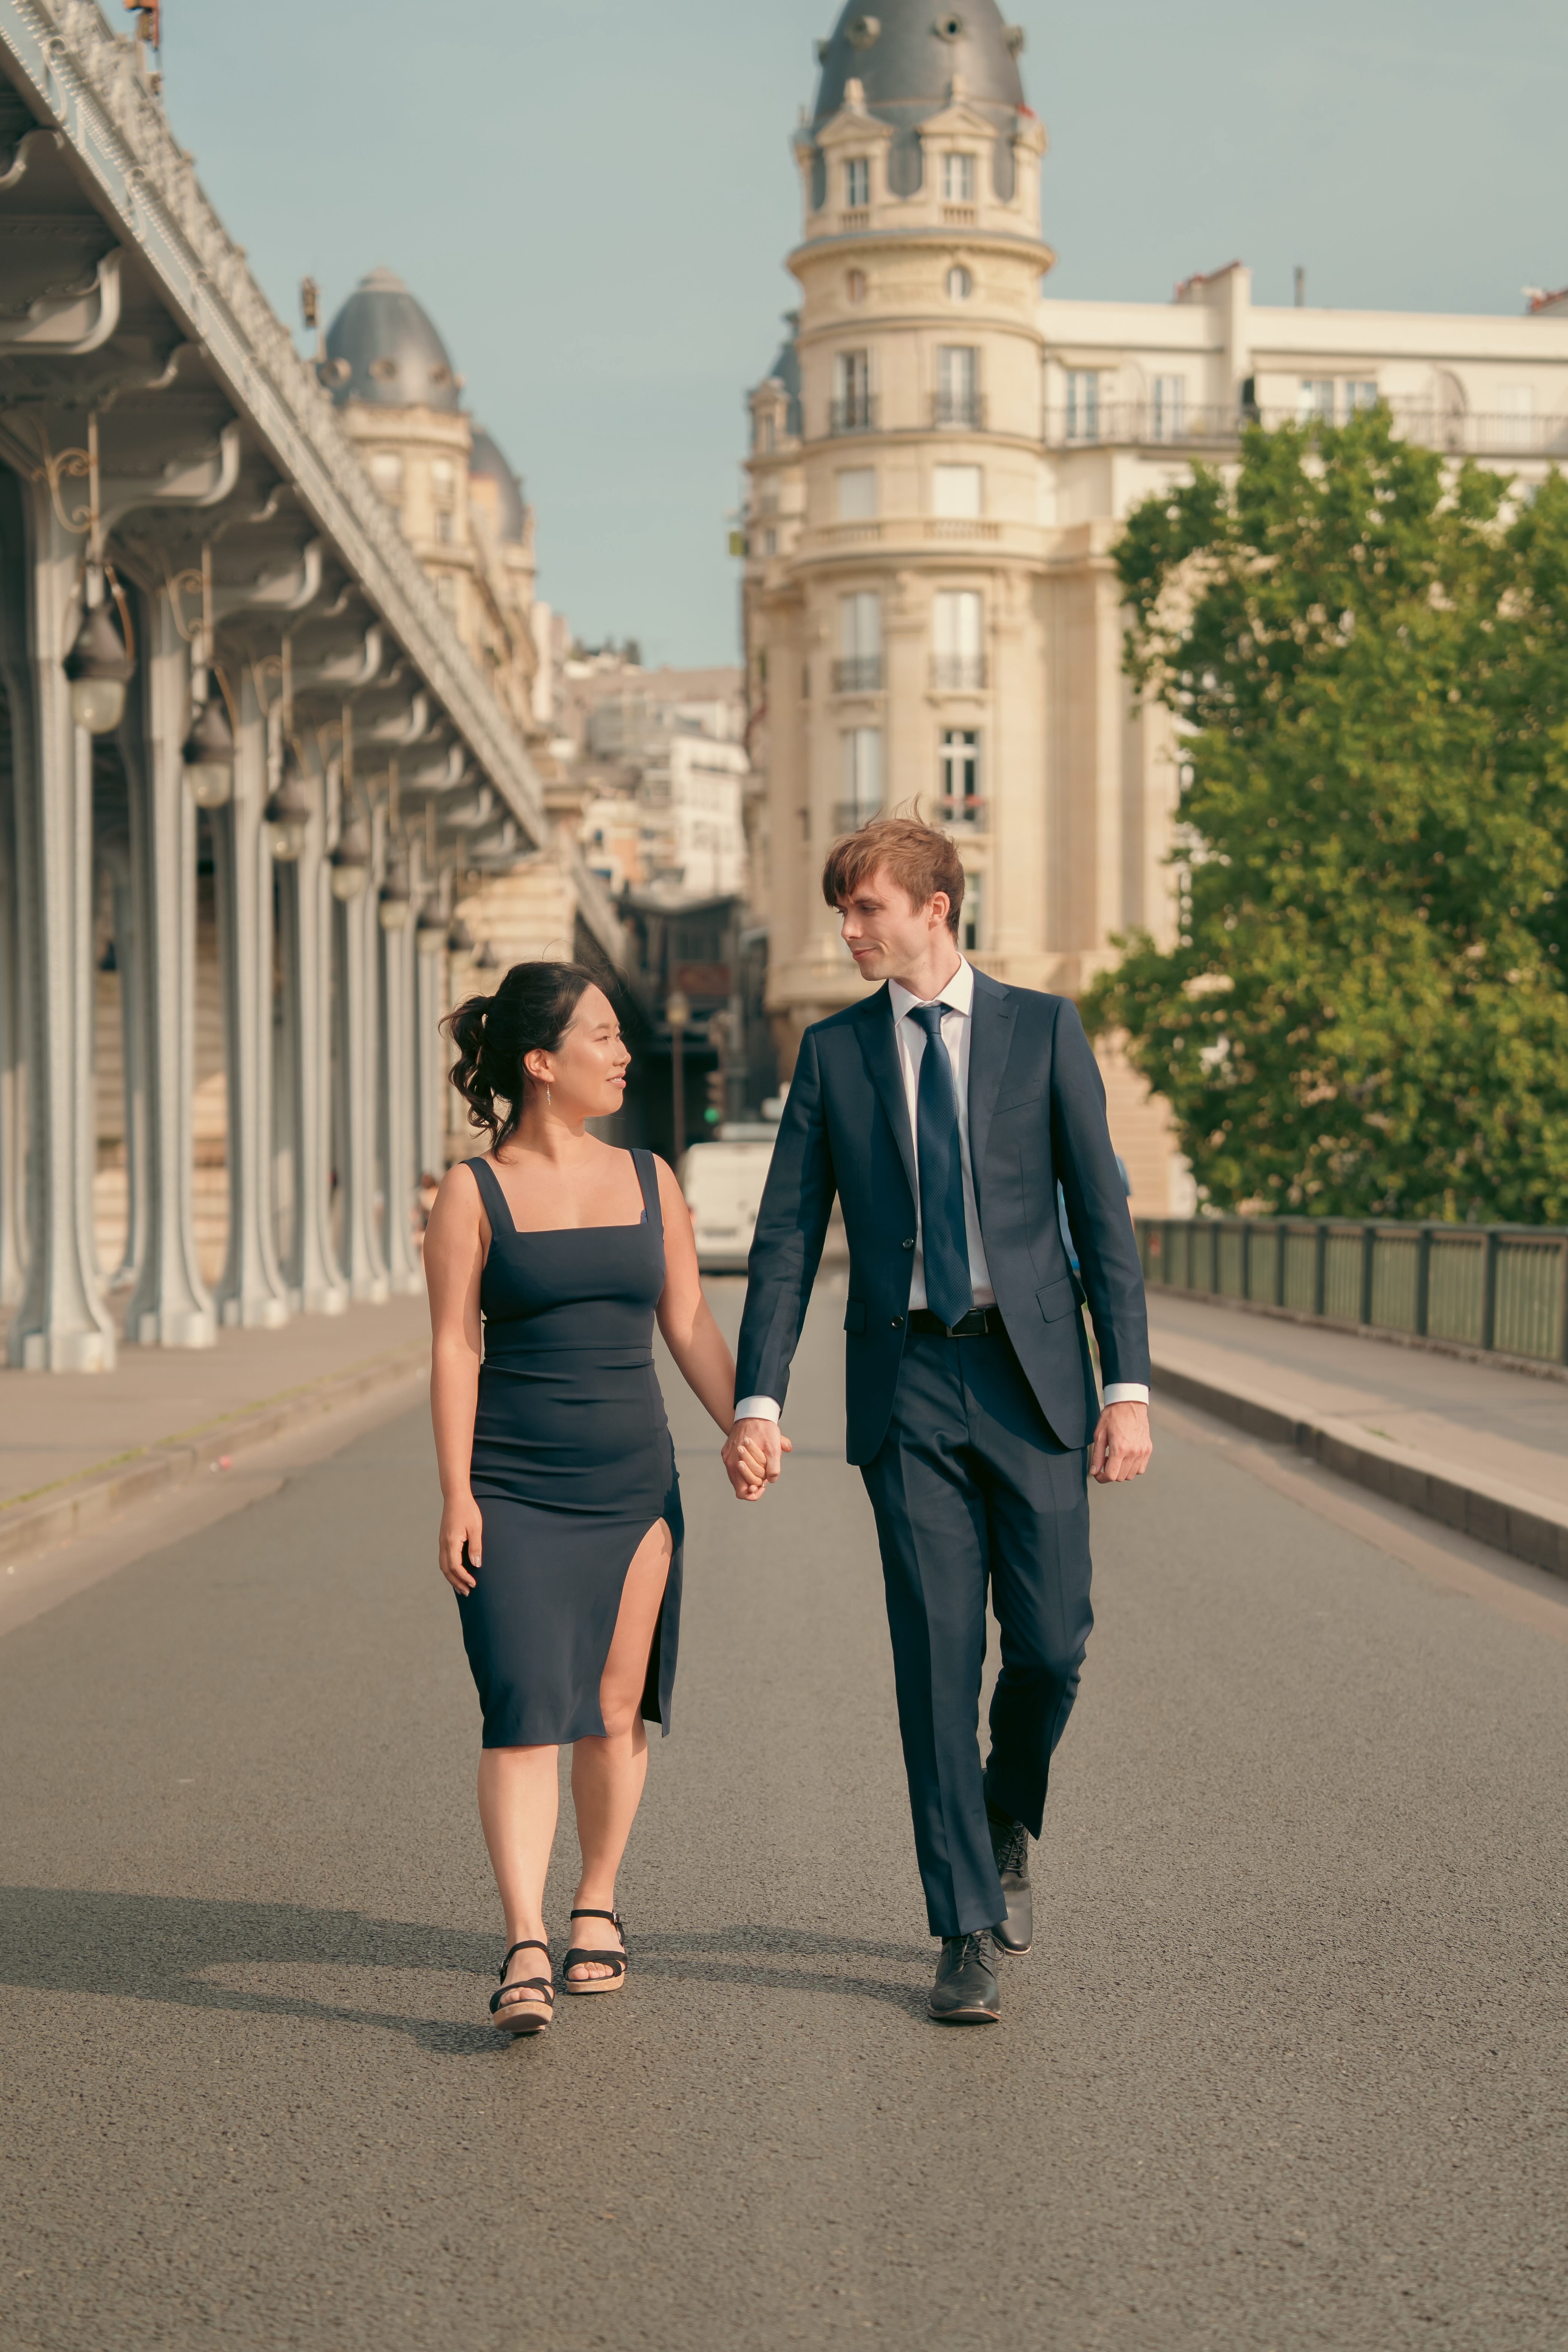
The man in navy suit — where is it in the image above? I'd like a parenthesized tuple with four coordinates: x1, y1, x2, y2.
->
(723, 819, 1152, 2025)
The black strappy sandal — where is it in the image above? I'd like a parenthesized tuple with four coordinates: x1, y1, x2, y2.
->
(561, 1908, 627, 1996)
(489, 1939, 555, 2034)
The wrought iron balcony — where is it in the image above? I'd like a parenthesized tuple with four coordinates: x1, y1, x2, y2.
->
(931, 654, 987, 692)
(1043, 399, 1568, 459)
(829, 394, 879, 435)
(940, 795, 989, 830)
(831, 655, 883, 694)
(933, 390, 986, 430)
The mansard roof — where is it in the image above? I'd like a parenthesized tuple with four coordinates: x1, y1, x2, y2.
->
(811, 0, 1025, 138)
(325, 267, 461, 413)
(469, 427, 527, 543)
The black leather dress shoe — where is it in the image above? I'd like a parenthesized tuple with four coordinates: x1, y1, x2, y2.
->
(989, 1814, 1033, 1957)
(928, 1929, 1000, 2023)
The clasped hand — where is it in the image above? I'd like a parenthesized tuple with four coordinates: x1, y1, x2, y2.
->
(722, 1416, 792, 1502)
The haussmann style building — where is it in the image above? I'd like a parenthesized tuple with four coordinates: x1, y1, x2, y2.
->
(742, 0, 1568, 1209)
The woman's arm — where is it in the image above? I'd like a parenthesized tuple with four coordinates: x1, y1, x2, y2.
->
(653, 1157, 746, 1434)
(423, 1163, 488, 1593)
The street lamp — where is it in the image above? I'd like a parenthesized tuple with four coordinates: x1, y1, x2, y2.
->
(329, 806, 371, 900)
(378, 852, 412, 931)
(474, 938, 499, 971)
(415, 896, 447, 956)
(182, 676, 235, 808)
(64, 595, 135, 735)
(447, 913, 474, 956)
(665, 986, 691, 1157)
(263, 751, 312, 863)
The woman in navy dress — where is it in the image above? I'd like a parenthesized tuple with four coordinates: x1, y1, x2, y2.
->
(424, 962, 760, 2033)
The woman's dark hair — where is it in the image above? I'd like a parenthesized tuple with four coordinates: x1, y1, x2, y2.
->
(443, 960, 601, 1150)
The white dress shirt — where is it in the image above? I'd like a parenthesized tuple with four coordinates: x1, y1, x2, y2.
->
(735, 956, 1149, 1419)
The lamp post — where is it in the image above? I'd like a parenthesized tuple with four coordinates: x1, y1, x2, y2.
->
(378, 851, 412, 931)
(65, 594, 134, 735)
(446, 912, 474, 956)
(328, 804, 371, 900)
(263, 751, 312, 862)
(183, 682, 235, 807)
(665, 985, 691, 1160)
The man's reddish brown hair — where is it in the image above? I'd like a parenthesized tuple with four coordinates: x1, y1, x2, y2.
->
(821, 816, 966, 938)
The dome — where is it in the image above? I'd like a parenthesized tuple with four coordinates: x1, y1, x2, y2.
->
(324, 267, 461, 412)
(809, 1, 1027, 198)
(469, 426, 527, 543)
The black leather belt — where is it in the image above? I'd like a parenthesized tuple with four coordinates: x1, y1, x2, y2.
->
(907, 1306, 1007, 1339)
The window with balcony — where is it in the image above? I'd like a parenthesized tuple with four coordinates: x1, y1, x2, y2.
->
(1065, 370, 1101, 442)
(837, 726, 882, 832)
(961, 869, 983, 955)
(933, 590, 984, 690)
(946, 264, 972, 302)
(834, 591, 882, 692)
(1497, 383, 1536, 448)
(1345, 381, 1379, 415)
(836, 467, 877, 521)
(1151, 375, 1186, 441)
(833, 350, 874, 434)
(936, 345, 980, 427)
(844, 156, 870, 208)
(942, 152, 976, 203)
(940, 728, 984, 827)
(1297, 379, 1336, 423)
(932, 464, 982, 519)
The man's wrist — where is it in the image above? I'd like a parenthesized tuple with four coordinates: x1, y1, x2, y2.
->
(732, 1396, 782, 1425)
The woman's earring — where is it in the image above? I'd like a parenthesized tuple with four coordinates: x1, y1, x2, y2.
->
(546, 1084, 552, 1109)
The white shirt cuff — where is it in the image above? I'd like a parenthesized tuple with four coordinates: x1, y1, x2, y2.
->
(732, 1396, 782, 1424)
(1102, 1384, 1150, 1406)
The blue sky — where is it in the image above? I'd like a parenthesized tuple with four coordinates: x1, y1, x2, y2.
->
(163, 1, 1568, 666)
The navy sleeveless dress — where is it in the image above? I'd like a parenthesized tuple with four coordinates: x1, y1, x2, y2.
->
(457, 1149, 684, 1746)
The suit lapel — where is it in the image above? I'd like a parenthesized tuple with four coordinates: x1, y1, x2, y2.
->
(855, 988, 917, 1205)
(966, 969, 1016, 1209)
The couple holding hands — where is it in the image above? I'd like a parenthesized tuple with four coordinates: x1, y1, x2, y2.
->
(423, 817, 1152, 2035)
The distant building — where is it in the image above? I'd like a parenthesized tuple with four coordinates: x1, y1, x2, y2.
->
(742, 0, 1568, 1211)
(559, 655, 753, 902)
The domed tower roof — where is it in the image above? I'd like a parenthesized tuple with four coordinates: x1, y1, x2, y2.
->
(324, 267, 461, 412)
(757, 313, 804, 436)
(810, 1, 1027, 197)
(468, 426, 527, 542)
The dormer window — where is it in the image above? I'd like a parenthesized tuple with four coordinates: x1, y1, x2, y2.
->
(943, 153, 976, 203)
(845, 156, 870, 208)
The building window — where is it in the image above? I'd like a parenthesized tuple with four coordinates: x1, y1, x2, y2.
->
(368, 451, 403, 503)
(834, 591, 882, 692)
(933, 590, 984, 690)
(430, 457, 455, 498)
(936, 345, 980, 427)
(833, 349, 874, 433)
(839, 727, 882, 830)
(1151, 375, 1186, 441)
(756, 410, 776, 453)
(762, 528, 777, 557)
(836, 466, 877, 521)
(434, 508, 454, 545)
(1497, 384, 1536, 448)
(960, 869, 983, 954)
(940, 728, 983, 826)
(932, 463, 982, 519)
(1065, 370, 1101, 442)
(1297, 379, 1336, 423)
(846, 268, 867, 303)
(844, 156, 870, 208)
(946, 264, 972, 302)
(1345, 381, 1378, 415)
(942, 152, 976, 203)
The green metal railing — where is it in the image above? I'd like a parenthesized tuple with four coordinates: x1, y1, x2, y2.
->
(1136, 1217, 1568, 1368)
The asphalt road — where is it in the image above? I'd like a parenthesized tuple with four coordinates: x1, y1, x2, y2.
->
(2, 1275, 1566, 2352)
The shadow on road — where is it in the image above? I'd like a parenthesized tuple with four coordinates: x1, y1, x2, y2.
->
(0, 1888, 933, 2044)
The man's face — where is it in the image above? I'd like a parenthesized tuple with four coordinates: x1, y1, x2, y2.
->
(836, 865, 952, 984)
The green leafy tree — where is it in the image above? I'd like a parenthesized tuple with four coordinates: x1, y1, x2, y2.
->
(1082, 410, 1568, 1222)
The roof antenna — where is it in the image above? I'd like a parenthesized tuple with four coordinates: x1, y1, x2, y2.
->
(1294, 264, 1305, 308)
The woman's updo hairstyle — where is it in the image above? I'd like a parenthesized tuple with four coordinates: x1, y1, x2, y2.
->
(444, 960, 600, 1150)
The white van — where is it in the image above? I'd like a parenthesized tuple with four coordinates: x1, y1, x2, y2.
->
(677, 1133, 777, 1273)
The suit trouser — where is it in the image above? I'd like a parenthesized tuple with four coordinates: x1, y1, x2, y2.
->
(859, 1325, 1093, 1938)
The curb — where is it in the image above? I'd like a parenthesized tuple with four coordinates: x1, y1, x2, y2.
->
(0, 1343, 429, 1570)
(1153, 1354, 1568, 1584)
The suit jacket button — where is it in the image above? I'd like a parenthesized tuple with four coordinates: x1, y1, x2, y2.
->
(901, 1237, 915, 1250)
(891, 1315, 904, 1329)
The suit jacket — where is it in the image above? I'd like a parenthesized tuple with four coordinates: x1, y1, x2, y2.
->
(735, 968, 1151, 1464)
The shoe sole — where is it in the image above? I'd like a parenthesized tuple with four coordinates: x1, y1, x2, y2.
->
(559, 1973, 627, 1996)
(492, 2008, 552, 2035)
(994, 1938, 1032, 1957)
(927, 2004, 1000, 2024)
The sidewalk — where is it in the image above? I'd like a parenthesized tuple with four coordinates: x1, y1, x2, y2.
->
(0, 1296, 430, 1564)
(1148, 1290, 1568, 1577)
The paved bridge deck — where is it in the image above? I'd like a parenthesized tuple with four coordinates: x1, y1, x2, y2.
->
(1, 1275, 1564, 2350)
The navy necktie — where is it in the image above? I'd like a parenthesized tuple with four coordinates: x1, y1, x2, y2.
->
(907, 1002, 974, 1329)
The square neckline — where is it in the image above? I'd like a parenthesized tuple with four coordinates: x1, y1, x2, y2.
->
(469, 1148, 653, 1240)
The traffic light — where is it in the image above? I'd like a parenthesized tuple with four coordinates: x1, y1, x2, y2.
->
(704, 1065, 726, 1126)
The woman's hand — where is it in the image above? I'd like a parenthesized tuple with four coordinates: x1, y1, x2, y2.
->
(439, 1494, 484, 1593)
